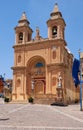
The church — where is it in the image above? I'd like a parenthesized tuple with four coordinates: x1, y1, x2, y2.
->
(12, 4, 79, 104)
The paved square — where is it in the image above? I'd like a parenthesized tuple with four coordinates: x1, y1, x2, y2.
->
(0, 103, 83, 130)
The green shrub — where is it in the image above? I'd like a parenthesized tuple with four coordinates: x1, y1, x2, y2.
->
(4, 97, 10, 102)
(28, 96, 34, 103)
(75, 99, 79, 103)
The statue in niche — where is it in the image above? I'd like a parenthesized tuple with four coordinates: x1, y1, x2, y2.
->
(57, 73, 62, 88)
(31, 76, 35, 90)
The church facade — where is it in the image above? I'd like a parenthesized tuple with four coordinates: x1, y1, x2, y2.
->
(12, 4, 79, 104)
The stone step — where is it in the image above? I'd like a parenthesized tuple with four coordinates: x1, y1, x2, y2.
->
(34, 98, 55, 105)
(0, 98, 4, 104)
(11, 100, 28, 104)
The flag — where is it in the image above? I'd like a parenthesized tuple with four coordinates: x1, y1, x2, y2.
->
(72, 58, 80, 87)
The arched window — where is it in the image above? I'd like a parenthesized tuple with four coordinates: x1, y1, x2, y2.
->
(52, 26, 57, 37)
(35, 62, 44, 75)
(19, 32, 23, 42)
(35, 62, 44, 68)
(52, 77, 56, 86)
(53, 50, 56, 59)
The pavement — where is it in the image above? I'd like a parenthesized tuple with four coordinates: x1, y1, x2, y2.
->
(0, 102, 83, 130)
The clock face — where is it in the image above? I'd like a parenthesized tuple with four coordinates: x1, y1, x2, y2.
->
(52, 27, 57, 36)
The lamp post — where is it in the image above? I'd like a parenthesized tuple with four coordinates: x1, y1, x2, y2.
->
(3, 73, 5, 80)
(78, 49, 82, 111)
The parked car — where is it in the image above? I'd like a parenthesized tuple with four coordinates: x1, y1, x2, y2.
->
(0, 93, 4, 98)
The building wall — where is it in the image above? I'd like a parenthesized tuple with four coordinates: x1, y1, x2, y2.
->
(12, 5, 77, 104)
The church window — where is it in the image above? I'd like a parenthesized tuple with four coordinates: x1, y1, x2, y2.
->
(53, 50, 56, 59)
(35, 62, 44, 68)
(52, 26, 57, 37)
(35, 62, 44, 75)
(52, 77, 56, 86)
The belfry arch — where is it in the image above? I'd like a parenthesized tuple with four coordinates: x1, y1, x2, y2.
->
(26, 56, 46, 97)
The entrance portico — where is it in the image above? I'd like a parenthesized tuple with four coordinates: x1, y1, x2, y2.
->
(26, 56, 46, 97)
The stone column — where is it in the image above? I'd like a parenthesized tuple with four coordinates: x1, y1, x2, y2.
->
(23, 32, 25, 44)
(48, 27, 52, 39)
(58, 25, 63, 39)
(12, 73, 17, 101)
(15, 33, 18, 44)
(12, 74, 16, 94)
(48, 71, 52, 94)
(57, 25, 60, 39)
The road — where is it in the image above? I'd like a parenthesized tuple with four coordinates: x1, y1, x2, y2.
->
(0, 103, 83, 130)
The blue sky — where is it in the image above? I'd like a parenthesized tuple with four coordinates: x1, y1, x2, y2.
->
(0, 0, 83, 79)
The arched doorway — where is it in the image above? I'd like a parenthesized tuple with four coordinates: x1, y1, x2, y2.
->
(26, 56, 46, 97)
(34, 80, 44, 94)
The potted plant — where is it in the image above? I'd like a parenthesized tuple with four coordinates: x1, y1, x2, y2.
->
(4, 97, 10, 103)
(28, 96, 34, 103)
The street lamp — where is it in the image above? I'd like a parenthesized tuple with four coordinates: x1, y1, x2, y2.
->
(78, 49, 82, 111)
(3, 73, 5, 80)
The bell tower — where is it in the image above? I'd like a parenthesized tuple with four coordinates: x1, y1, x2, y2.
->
(15, 12, 33, 44)
(47, 4, 66, 40)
